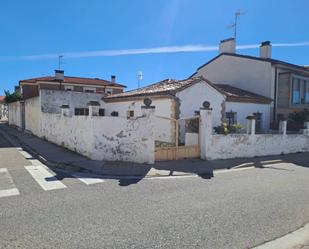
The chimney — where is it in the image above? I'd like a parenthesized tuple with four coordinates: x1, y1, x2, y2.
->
(219, 38, 236, 54)
(260, 41, 272, 58)
(111, 75, 116, 83)
(55, 70, 64, 81)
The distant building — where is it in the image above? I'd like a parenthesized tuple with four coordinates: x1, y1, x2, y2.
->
(18, 70, 126, 99)
(0, 96, 8, 120)
(191, 38, 309, 126)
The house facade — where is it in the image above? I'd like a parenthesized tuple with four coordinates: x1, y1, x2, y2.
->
(103, 77, 272, 144)
(18, 70, 126, 99)
(192, 38, 309, 126)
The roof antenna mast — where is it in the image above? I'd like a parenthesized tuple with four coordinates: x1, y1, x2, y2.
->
(228, 10, 246, 40)
(58, 55, 64, 70)
(137, 71, 143, 89)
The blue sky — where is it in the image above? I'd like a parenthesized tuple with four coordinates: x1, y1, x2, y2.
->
(0, 0, 309, 94)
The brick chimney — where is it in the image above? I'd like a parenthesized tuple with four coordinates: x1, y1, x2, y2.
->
(219, 38, 236, 54)
(260, 41, 272, 58)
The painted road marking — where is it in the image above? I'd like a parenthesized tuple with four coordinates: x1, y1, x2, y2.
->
(25, 165, 67, 191)
(72, 172, 105, 185)
(0, 168, 20, 198)
(18, 150, 33, 159)
(0, 188, 20, 198)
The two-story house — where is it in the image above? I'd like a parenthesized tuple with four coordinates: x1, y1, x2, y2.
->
(191, 38, 309, 127)
(18, 70, 126, 99)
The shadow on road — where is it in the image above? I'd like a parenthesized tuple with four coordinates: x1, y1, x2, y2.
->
(43, 152, 309, 187)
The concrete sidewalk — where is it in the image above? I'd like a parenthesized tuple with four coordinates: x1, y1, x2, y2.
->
(1, 122, 309, 179)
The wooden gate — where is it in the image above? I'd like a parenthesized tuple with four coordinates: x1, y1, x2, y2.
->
(155, 115, 200, 161)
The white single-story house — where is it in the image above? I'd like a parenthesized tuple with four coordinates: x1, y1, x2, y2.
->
(103, 76, 272, 144)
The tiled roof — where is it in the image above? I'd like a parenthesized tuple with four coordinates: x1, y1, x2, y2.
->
(104, 76, 272, 104)
(19, 76, 126, 88)
(105, 78, 200, 99)
(0, 96, 5, 103)
(214, 84, 272, 104)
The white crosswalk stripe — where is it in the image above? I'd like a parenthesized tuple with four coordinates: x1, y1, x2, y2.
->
(25, 165, 67, 191)
(71, 172, 105, 185)
(0, 168, 20, 198)
(18, 150, 33, 159)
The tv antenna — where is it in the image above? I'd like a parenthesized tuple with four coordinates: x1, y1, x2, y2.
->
(58, 55, 64, 70)
(137, 71, 143, 89)
(227, 10, 246, 40)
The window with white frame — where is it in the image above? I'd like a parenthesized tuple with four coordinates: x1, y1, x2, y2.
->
(292, 77, 309, 105)
(83, 87, 96, 93)
(64, 85, 74, 91)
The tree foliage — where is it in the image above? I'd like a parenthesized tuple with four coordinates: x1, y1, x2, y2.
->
(4, 90, 22, 103)
(288, 109, 309, 123)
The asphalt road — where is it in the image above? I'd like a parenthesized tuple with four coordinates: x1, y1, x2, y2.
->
(0, 133, 309, 249)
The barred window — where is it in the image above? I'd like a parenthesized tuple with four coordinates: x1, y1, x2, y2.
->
(99, 108, 105, 116)
(225, 111, 237, 126)
(75, 108, 89, 116)
(111, 111, 119, 117)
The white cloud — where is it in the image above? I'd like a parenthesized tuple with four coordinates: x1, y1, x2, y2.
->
(0, 41, 308, 61)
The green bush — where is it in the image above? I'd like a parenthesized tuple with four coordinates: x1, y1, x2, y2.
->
(4, 90, 22, 103)
(214, 123, 243, 135)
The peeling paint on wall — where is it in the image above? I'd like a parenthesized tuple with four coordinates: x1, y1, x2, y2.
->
(40, 113, 155, 164)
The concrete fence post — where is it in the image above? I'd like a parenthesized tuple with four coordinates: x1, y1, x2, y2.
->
(304, 121, 309, 136)
(87, 101, 100, 117)
(246, 115, 256, 135)
(60, 105, 70, 117)
(279, 120, 287, 135)
(199, 101, 212, 160)
(141, 98, 156, 164)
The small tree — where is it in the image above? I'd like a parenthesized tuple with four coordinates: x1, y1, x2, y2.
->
(4, 90, 22, 103)
(288, 109, 309, 131)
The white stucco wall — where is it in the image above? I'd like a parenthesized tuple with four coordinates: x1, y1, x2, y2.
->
(8, 101, 22, 128)
(176, 81, 225, 143)
(206, 134, 309, 160)
(40, 89, 104, 114)
(103, 98, 174, 144)
(176, 81, 225, 124)
(25, 97, 41, 136)
(195, 55, 274, 99)
(0, 103, 8, 120)
(40, 112, 155, 164)
(200, 108, 309, 160)
(225, 101, 271, 130)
